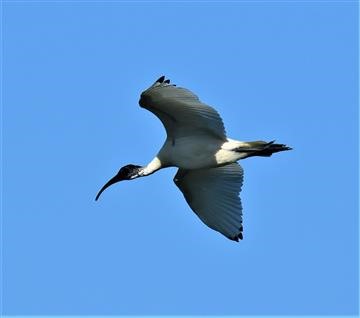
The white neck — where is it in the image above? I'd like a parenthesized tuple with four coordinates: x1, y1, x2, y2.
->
(139, 157, 162, 176)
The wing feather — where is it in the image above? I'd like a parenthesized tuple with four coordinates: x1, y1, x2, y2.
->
(139, 77, 227, 140)
(174, 163, 244, 241)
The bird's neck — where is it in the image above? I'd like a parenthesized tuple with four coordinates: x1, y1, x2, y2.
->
(139, 157, 162, 177)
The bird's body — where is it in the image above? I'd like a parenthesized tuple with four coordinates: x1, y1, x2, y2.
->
(144, 138, 251, 173)
(96, 76, 291, 242)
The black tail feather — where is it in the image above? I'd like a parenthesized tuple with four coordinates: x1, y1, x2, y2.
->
(256, 142, 292, 157)
(235, 141, 292, 158)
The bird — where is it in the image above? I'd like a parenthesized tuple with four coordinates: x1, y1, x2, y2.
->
(95, 76, 291, 242)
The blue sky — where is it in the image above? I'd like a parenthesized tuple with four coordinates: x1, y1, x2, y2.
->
(2, 1, 358, 315)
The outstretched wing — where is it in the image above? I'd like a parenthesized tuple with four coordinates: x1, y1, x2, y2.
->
(139, 76, 227, 140)
(174, 163, 244, 241)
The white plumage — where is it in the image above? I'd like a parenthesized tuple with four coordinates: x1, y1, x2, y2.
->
(96, 76, 291, 242)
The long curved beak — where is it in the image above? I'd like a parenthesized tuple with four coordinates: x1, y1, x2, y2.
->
(95, 175, 122, 201)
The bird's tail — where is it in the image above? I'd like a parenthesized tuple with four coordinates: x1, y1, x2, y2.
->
(235, 140, 292, 158)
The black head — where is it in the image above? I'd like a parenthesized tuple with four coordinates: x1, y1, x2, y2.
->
(117, 164, 142, 180)
(95, 164, 142, 201)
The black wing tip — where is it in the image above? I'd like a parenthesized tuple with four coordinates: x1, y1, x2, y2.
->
(227, 227, 243, 242)
(156, 76, 171, 85)
(156, 75, 165, 83)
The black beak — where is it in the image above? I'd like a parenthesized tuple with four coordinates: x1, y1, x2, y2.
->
(95, 174, 123, 201)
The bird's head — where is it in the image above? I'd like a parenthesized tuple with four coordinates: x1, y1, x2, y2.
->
(95, 164, 143, 201)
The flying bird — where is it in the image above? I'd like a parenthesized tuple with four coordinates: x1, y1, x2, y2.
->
(96, 76, 291, 241)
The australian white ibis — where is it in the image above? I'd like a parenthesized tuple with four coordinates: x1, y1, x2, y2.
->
(96, 76, 291, 242)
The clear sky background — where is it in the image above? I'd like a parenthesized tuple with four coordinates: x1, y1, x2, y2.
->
(3, 1, 358, 315)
